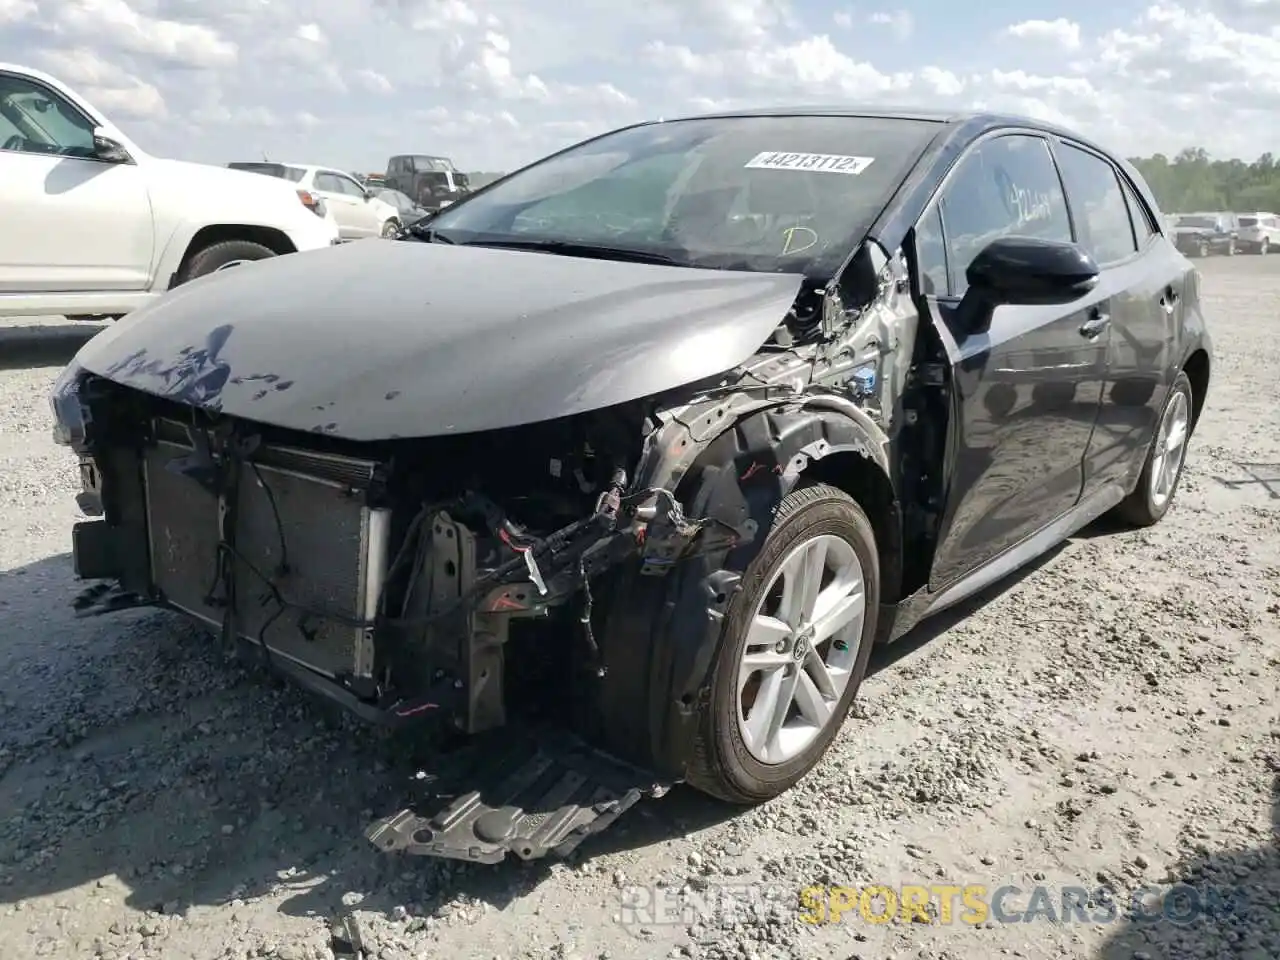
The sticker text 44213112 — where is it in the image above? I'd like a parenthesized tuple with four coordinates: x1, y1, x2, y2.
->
(744, 152, 876, 175)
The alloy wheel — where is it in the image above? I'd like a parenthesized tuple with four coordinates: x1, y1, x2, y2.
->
(1150, 389, 1190, 511)
(736, 533, 866, 765)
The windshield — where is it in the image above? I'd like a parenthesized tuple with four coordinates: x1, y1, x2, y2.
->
(1176, 215, 1217, 229)
(425, 114, 940, 276)
(228, 162, 306, 183)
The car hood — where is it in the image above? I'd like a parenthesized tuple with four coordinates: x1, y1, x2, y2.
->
(73, 240, 805, 441)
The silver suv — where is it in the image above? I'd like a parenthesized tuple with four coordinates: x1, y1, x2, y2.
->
(1236, 212, 1280, 255)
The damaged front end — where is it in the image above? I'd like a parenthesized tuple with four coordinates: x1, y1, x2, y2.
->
(50, 227, 923, 865)
(52, 373, 749, 862)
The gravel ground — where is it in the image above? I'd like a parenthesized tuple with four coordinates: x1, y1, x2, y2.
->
(1, 259, 1277, 960)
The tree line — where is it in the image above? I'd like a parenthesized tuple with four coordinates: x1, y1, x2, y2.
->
(1129, 148, 1280, 215)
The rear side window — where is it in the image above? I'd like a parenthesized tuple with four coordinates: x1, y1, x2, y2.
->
(937, 133, 1072, 298)
(1239, 216, 1257, 227)
(1055, 143, 1137, 266)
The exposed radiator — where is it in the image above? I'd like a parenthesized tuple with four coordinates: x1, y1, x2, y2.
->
(141, 418, 390, 681)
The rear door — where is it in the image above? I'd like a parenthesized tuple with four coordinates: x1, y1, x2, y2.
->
(1051, 141, 1175, 495)
(0, 70, 153, 293)
(314, 170, 374, 238)
(918, 131, 1112, 590)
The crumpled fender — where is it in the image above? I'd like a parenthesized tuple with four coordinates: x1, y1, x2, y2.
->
(586, 399, 897, 779)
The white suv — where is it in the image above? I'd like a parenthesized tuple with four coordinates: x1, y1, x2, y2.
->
(228, 162, 403, 240)
(0, 63, 340, 322)
(1236, 212, 1280, 255)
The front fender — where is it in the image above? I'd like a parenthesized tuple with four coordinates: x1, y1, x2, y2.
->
(588, 400, 894, 779)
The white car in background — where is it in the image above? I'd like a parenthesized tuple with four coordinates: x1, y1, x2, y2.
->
(1235, 212, 1280, 255)
(0, 63, 340, 322)
(228, 162, 403, 240)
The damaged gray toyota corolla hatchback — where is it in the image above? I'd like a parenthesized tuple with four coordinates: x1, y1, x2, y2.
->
(51, 108, 1211, 864)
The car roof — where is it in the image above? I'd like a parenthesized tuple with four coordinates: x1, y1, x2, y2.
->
(650, 104, 1123, 161)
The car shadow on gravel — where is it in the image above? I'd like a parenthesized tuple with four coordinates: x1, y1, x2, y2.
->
(0, 322, 103, 370)
(0, 531, 1081, 927)
(1093, 769, 1280, 960)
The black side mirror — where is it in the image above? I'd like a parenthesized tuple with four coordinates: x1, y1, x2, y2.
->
(92, 128, 131, 163)
(958, 236, 1099, 334)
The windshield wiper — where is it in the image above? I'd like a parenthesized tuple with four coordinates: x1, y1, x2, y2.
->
(402, 220, 455, 244)
(459, 238, 682, 266)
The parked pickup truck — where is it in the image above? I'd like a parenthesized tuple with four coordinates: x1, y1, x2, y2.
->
(1170, 212, 1239, 257)
(0, 63, 340, 322)
(384, 154, 472, 211)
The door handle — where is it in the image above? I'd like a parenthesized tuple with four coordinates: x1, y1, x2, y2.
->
(1079, 309, 1111, 339)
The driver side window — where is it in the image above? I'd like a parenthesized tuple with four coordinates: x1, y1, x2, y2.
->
(918, 134, 1072, 299)
(0, 74, 96, 159)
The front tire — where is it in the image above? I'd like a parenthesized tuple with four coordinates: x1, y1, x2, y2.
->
(381, 219, 401, 239)
(1111, 371, 1194, 527)
(1227, 239, 1237, 256)
(177, 240, 277, 284)
(685, 482, 880, 804)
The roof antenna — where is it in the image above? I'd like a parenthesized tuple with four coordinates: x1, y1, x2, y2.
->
(261, 150, 270, 161)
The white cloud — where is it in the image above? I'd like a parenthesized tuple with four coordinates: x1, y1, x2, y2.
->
(0, 0, 1276, 170)
(353, 69, 394, 94)
(33, 48, 167, 119)
(0, 0, 34, 24)
(1005, 18, 1083, 50)
(869, 9, 914, 40)
(50, 0, 238, 68)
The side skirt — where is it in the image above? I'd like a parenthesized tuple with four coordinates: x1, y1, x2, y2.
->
(882, 480, 1128, 643)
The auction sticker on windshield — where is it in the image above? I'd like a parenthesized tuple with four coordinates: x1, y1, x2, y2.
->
(744, 152, 875, 175)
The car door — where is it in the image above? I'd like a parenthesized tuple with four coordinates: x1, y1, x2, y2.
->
(313, 171, 368, 239)
(1051, 140, 1173, 495)
(916, 131, 1112, 590)
(0, 70, 153, 294)
(333, 171, 381, 236)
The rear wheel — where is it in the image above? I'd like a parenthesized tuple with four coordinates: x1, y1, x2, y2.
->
(1261, 239, 1270, 256)
(685, 482, 879, 804)
(1197, 240, 1209, 257)
(1227, 239, 1237, 256)
(1111, 372, 1193, 527)
(177, 240, 277, 284)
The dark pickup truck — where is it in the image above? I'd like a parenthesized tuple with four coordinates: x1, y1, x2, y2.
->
(384, 155, 471, 212)
(1171, 212, 1240, 257)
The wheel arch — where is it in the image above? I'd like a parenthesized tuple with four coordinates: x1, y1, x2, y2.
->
(169, 225, 297, 287)
(1181, 347, 1210, 433)
(584, 400, 901, 779)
